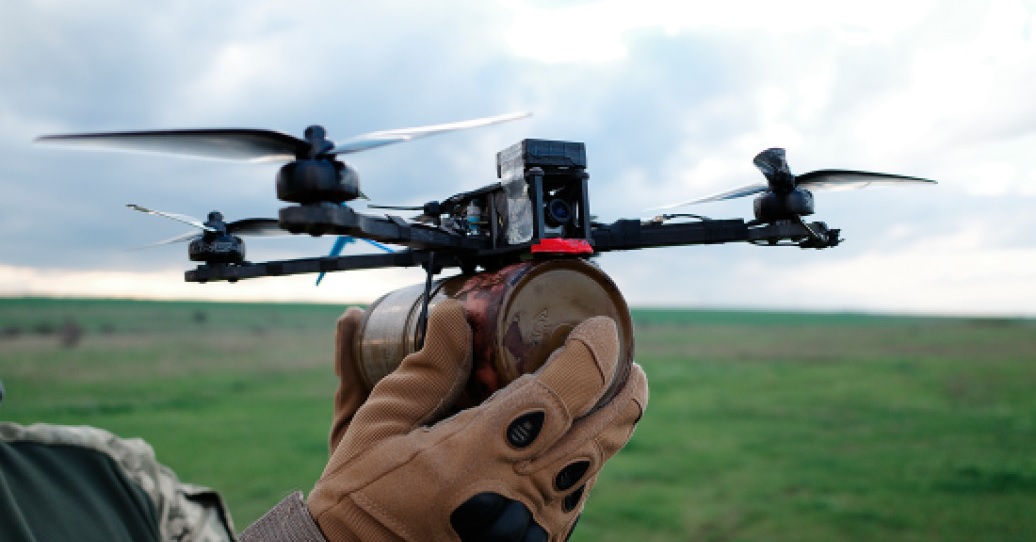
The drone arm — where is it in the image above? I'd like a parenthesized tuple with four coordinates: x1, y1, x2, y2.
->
(278, 205, 485, 251)
(591, 217, 840, 252)
(186, 250, 451, 283)
(746, 220, 841, 248)
(591, 219, 751, 252)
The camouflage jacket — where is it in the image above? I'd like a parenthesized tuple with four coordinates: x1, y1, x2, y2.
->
(0, 422, 237, 542)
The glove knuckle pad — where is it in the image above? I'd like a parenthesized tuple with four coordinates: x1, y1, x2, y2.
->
(554, 460, 591, 492)
(489, 380, 572, 457)
(561, 484, 586, 513)
(506, 411, 545, 449)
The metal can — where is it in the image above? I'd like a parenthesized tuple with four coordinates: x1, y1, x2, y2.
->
(354, 259, 634, 410)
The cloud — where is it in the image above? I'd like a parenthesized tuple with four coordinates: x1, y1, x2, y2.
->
(2, 0, 1034, 316)
(0, 262, 425, 304)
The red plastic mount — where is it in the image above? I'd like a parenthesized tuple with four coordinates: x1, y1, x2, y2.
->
(530, 238, 594, 254)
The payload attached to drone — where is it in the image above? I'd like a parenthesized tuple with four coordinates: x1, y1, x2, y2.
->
(36, 114, 936, 406)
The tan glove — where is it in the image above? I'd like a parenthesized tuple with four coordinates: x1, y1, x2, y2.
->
(309, 299, 648, 542)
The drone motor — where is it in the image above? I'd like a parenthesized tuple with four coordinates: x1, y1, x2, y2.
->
(275, 125, 363, 204)
(276, 158, 361, 204)
(188, 235, 246, 264)
(752, 188, 815, 222)
(183, 211, 247, 264)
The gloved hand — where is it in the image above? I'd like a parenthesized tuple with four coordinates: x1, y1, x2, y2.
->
(309, 299, 648, 542)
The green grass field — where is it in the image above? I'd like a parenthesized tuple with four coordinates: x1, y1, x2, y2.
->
(2, 297, 1035, 541)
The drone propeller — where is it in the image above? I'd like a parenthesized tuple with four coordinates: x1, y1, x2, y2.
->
(328, 112, 531, 155)
(654, 148, 937, 210)
(35, 111, 532, 162)
(126, 203, 217, 232)
(126, 204, 284, 247)
(795, 169, 938, 190)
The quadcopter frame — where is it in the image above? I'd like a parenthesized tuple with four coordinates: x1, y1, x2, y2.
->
(184, 139, 841, 284)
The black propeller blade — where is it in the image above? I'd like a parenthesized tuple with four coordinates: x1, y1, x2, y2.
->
(126, 204, 284, 248)
(753, 148, 797, 194)
(795, 169, 937, 190)
(653, 147, 937, 210)
(39, 129, 309, 162)
(329, 111, 531, 155)
(126, 203, 217, 232)
(36, 112, 531, 162)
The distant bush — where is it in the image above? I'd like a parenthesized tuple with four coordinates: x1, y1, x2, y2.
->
(32, 322, 56, 335)
(58, 318, 84, 348)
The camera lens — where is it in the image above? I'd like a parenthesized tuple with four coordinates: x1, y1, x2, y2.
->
(546, 199, 572, 226)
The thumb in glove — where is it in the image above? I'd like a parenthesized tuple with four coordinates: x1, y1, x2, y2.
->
(328, 307, 370, 451)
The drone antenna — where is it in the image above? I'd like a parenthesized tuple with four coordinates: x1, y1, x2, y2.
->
(414, 252, 439, 350)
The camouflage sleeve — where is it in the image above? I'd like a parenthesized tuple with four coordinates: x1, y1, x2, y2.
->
(0, 422, 237, 542)
(238, 492, 330, 542)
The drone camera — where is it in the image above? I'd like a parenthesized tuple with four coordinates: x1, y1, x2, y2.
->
(545, 198, 572, 227)
(496, 139, 592, 244)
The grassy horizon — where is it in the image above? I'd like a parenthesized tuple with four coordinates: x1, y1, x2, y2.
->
(2, 297, 1035, 540)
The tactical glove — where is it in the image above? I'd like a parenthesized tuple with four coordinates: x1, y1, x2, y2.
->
(308, 299, 648, 542)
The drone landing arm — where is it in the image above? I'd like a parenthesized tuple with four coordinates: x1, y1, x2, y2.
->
(591, 217, 839, 252)
(591, 218, 750, 252)
(185, 250, 455, 283)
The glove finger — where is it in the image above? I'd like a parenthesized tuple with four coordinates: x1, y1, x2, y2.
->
(521, 363, 648, 487)
(330, 307, 367, 451)
(463, 317, 620, 460)
(514, 387, 635, 531)
(346, 299, 472, 448)
(585, 362, 647, 461)
(535, 316, 620, 421)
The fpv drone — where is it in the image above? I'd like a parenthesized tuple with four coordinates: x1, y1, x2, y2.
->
(36, 112, 936, 286)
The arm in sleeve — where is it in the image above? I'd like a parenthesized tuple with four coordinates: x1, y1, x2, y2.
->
(239, 492, 332, 542)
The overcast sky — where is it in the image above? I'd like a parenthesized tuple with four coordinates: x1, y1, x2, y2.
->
(2, 0, 1034, 316)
